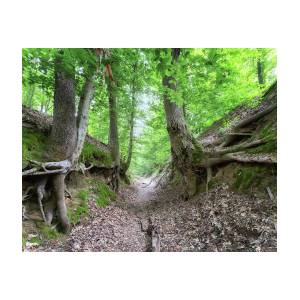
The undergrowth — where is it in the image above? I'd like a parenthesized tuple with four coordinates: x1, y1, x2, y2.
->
(22, 128, 48, 168)
(68, 189, 89, 225)
(81, 142, 113, 167)
(89, 179, 116, 208)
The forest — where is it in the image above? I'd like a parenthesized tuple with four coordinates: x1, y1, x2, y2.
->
(22, 48, 277, 252)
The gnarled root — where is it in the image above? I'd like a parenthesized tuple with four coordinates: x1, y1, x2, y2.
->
(52, 174, 70, 233)
(111, 166, 120, 193)
(44, 195, 56, 225)
(22, 159, 72, 177)
(36, 177, 48, 223)
(202, 152, 276, 168)
(221, 103, 277, 147)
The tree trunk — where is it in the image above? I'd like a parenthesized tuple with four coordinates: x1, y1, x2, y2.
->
(257, 58, 264, 85)
(72, 71, 96, 164)
(23, 51, 98, 232)
(49, 54, 77, 232)
(107, 79, 120, 192)
(51, 61, 76, 161)
(162, 49, 203, 198)
(28, 84, 35, 108)
(123, 87, 136, 174)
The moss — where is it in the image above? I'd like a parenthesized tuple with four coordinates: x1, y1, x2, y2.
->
(77, 189, 89, 201)
(89, 179, 116, 208)
(22, 232, 28, 250)
(68, 189, 89, 225)
(191, 143, 205, 165)
(208, 177, 219, 189)
(248, 121, 277, 154)
(234, 166, 267, 191)
(22, 128, 48, 168)
(171, 168, 182, 185)
(96, 197, 110, 207)
(249, 140, 277, 154)
(39, 225, 62, 239)
(80, 142, 113, 167)
(29, 235, 42, 244)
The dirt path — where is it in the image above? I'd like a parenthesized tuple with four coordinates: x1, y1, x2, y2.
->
(29, 177, 277, 252)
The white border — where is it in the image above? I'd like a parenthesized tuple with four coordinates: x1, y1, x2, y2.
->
(1, 0, 300, 299)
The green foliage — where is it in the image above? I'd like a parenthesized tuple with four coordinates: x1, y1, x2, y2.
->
(89, 180, 116, 208)
(22, 48, 277, 177)
(80, 142, 113, 167)
(234, 166, 267, 191)
(37, 224, 63, 240)
(130, 48, 276, 175)
(77, 189, 89, 201)
(22, 128, 48, 168)
(249, 121, 277, 154)
(28, 235, 42, 244)
(68, 189, 89, 225)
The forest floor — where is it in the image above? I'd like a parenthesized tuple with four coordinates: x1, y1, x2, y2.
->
(26, 177, 277, 252)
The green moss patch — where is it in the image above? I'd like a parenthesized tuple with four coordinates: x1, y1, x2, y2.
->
(38, 224, 63, 239)
(67, 189, 89, 225)
(248, 121, 277, 154)
(234, 165, 267, 191)
(80, 142, 113, 168)
(22, 128, 48, 168)
(89, 179, 116, 208)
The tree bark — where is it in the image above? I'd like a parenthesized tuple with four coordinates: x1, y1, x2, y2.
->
(72, 71, 96, 164)
(28, 84, 35, 108)
(107, 79, 120, 192)
(51, 58, 76, 161)
(49, 54, 77, 232)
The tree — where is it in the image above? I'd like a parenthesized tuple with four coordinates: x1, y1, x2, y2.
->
(22, 48, 100, 232)
(160, 48, 203, 198)
(105, 63, 121, 192)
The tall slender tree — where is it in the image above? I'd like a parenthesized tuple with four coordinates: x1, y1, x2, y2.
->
(105, 63, 121, 192)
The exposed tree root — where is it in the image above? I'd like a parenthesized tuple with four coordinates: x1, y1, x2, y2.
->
(36, 177, 48, 223)
(53, 173, 70, 233)
(206, 139, 267, 155)
(266, 186, 275, 201)
(202, 152, 276, 168)
(22, 160, 94, 177)
(220, 103, 277, 147)
(22, 159, 71, 176)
